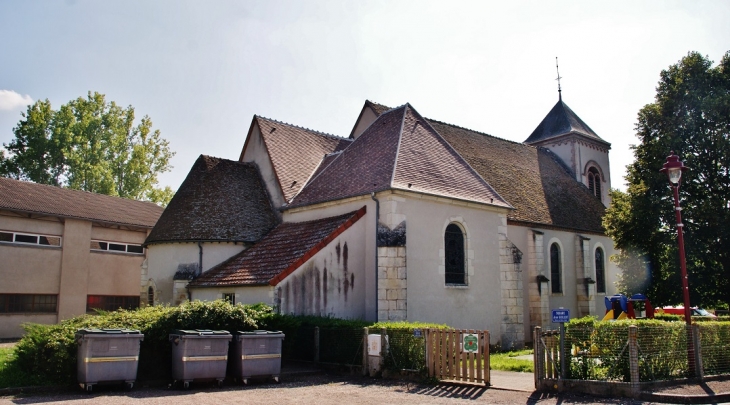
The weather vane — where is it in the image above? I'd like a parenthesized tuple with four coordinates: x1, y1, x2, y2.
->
(556, 57, 562, 100)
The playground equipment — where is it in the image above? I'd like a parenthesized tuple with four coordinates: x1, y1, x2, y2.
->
(602, 293, 654, 321)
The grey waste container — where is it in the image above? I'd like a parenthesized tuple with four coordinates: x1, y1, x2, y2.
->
(169, 329, 232, 388)
(230, 330, 284, 384)
(75, 328, 144, 392)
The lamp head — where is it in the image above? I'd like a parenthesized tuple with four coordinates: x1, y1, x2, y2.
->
(660, 151, 688, 186)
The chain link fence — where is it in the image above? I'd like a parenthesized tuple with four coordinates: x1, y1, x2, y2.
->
(699, 322, 730, 376)
(382, 328, 427, 373)
(539, 321, 730, 384)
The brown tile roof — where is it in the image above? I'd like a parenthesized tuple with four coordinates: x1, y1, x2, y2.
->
(363, 102, 606, 232)
(365, 100, 391, 116)
(188, 207, 366, 287)
(145, 155, 278, 245)
(253, 116, 352, 203)
(524, 98, 609, 146)
(430, 121, 606, 233)
(0, 177, 163, 228)
(290, 104, 511, 209)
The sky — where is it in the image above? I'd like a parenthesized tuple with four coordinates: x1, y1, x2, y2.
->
(1, 0, 728, 193)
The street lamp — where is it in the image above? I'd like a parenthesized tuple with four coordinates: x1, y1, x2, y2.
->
(660, 151, 695, 375)
(659, 151, 690, 324)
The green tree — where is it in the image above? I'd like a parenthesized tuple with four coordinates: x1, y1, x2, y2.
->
(604, 51, 730, 307)
(0, 92, 175, 206)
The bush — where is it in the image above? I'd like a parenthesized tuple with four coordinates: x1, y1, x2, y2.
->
(13, 300, 270, 384)
(370, 321, 450, 373)
(563, 316, 691, 382)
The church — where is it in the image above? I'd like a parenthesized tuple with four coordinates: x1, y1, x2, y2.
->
(143, 94, 617, 349)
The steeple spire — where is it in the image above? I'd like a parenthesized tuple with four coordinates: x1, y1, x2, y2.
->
(555, 57, 562, 101)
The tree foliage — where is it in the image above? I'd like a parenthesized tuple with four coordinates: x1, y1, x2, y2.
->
(0, 92, 175, 205)
(604, 51, 730, 307)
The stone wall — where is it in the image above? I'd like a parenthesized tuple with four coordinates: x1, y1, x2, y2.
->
(499, 213, 524, 349)
(377, 246, 406, 321)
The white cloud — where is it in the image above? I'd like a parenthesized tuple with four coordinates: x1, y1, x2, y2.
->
(0, 90, 33, 111)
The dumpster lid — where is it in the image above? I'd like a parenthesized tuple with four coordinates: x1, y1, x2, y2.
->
(235, 330, 283, 335)
(76, 328, 141, 335)
(171, 329, 231, 336)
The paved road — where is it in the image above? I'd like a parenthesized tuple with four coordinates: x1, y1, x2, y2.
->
(0, 373, 664, 405)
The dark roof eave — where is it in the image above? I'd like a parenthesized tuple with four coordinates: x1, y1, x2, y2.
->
(188, 281, 271, 289)
(286, 187, 514, 211)
(528, 131, 611, 149)
(0, 207, 158, 229)
(507, 218, 605, 236)
(144, 238, 257, 247)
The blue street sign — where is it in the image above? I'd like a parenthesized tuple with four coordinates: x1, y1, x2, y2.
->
(552, 309, 570, 323)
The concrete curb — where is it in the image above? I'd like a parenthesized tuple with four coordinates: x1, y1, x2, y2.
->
(639, 391, 730, 404)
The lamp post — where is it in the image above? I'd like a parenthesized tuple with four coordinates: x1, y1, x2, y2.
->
(660, 151, 694, 374)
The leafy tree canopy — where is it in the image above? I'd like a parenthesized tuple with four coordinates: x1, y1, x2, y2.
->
(0, 92, 175, 206)
(604, 51, 730, 308)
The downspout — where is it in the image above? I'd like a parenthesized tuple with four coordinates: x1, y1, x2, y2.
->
(370, 192, 380, 320)
(198, 241, 203, 276)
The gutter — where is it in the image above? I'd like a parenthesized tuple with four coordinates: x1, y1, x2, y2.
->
(370, 192, 380, 320)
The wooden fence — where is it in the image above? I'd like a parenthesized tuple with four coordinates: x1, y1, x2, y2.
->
(426, 329, 489, 385)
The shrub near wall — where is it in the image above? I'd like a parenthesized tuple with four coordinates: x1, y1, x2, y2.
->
(369, 321, 450, 374)
(564, 316, 690, 382)
(14, 301, 269, 384)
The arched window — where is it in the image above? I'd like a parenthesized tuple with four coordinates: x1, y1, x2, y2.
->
(147, 286, 154, 306)
(445, 224, 466, 285)
(588, 167, 601, 200)
(550, 243, 562, 293)
(595, 248, 606, 294)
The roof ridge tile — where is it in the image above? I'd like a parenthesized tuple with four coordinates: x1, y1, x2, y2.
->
(255, 115, 345, 140)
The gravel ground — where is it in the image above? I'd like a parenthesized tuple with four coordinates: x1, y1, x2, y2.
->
(0, 373, 695, 405)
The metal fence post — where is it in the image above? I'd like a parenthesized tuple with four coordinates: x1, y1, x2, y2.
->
(314, 326, 320, 365)
(534, 326, 542, 389)
(363, 327, 369, 376)
(629, 325, 639, 394)
(693, 324, 703, 379)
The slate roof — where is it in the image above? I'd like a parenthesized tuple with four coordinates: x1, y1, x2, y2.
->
(524, 98, 609, 145)
(251, 116, 352, 203)
(145, 155, 278, 245)
(290, 104, 511, 209)
(188, 207, 366, 287)
(0, 176, 163, 228)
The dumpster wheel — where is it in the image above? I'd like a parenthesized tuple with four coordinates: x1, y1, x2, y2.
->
(216, 379, 224, 388)
(85, 384, 93, 392)
(183, 381, 190, 389)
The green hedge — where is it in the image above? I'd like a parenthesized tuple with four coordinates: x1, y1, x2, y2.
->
(14, 300, 269, 384)
(10, 302, 447, 385)
(370, 321, 450, 373)
(562, 316, 730, 382)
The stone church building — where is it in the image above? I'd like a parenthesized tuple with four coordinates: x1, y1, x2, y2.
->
(144, 96, 617, 349)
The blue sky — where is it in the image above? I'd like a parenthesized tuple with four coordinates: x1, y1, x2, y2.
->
(1, 0, 728, 193)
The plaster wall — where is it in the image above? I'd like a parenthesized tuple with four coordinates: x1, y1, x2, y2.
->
(240, 124, 286, 208)
(510, 225, 621, 341)
(145, 242, 246, 304)
(275, 217, 367, 319)
(58, 219, 92, 320)
(284, 197, 377, 321)
(396, 195, 507, 344)
(350, 107, 379, 139)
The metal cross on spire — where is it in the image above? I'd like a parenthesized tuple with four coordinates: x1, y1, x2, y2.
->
(556, 57, 562, 100)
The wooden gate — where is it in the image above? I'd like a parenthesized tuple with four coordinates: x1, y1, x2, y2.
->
(426, 329, 490, 385)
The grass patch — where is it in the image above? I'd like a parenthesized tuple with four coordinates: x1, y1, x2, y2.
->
(489, 349, 533, 373)
(0, 345, 51, 389)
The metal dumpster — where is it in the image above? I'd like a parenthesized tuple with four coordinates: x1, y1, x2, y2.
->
(75, 328, 144, 392)
(230, 330, 284, 384)
(169, 329, 231, 388)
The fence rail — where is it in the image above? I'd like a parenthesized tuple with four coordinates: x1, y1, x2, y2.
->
(535, 321, 730, 396)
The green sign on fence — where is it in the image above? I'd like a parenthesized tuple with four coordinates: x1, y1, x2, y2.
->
(463, 333, 478, 353)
